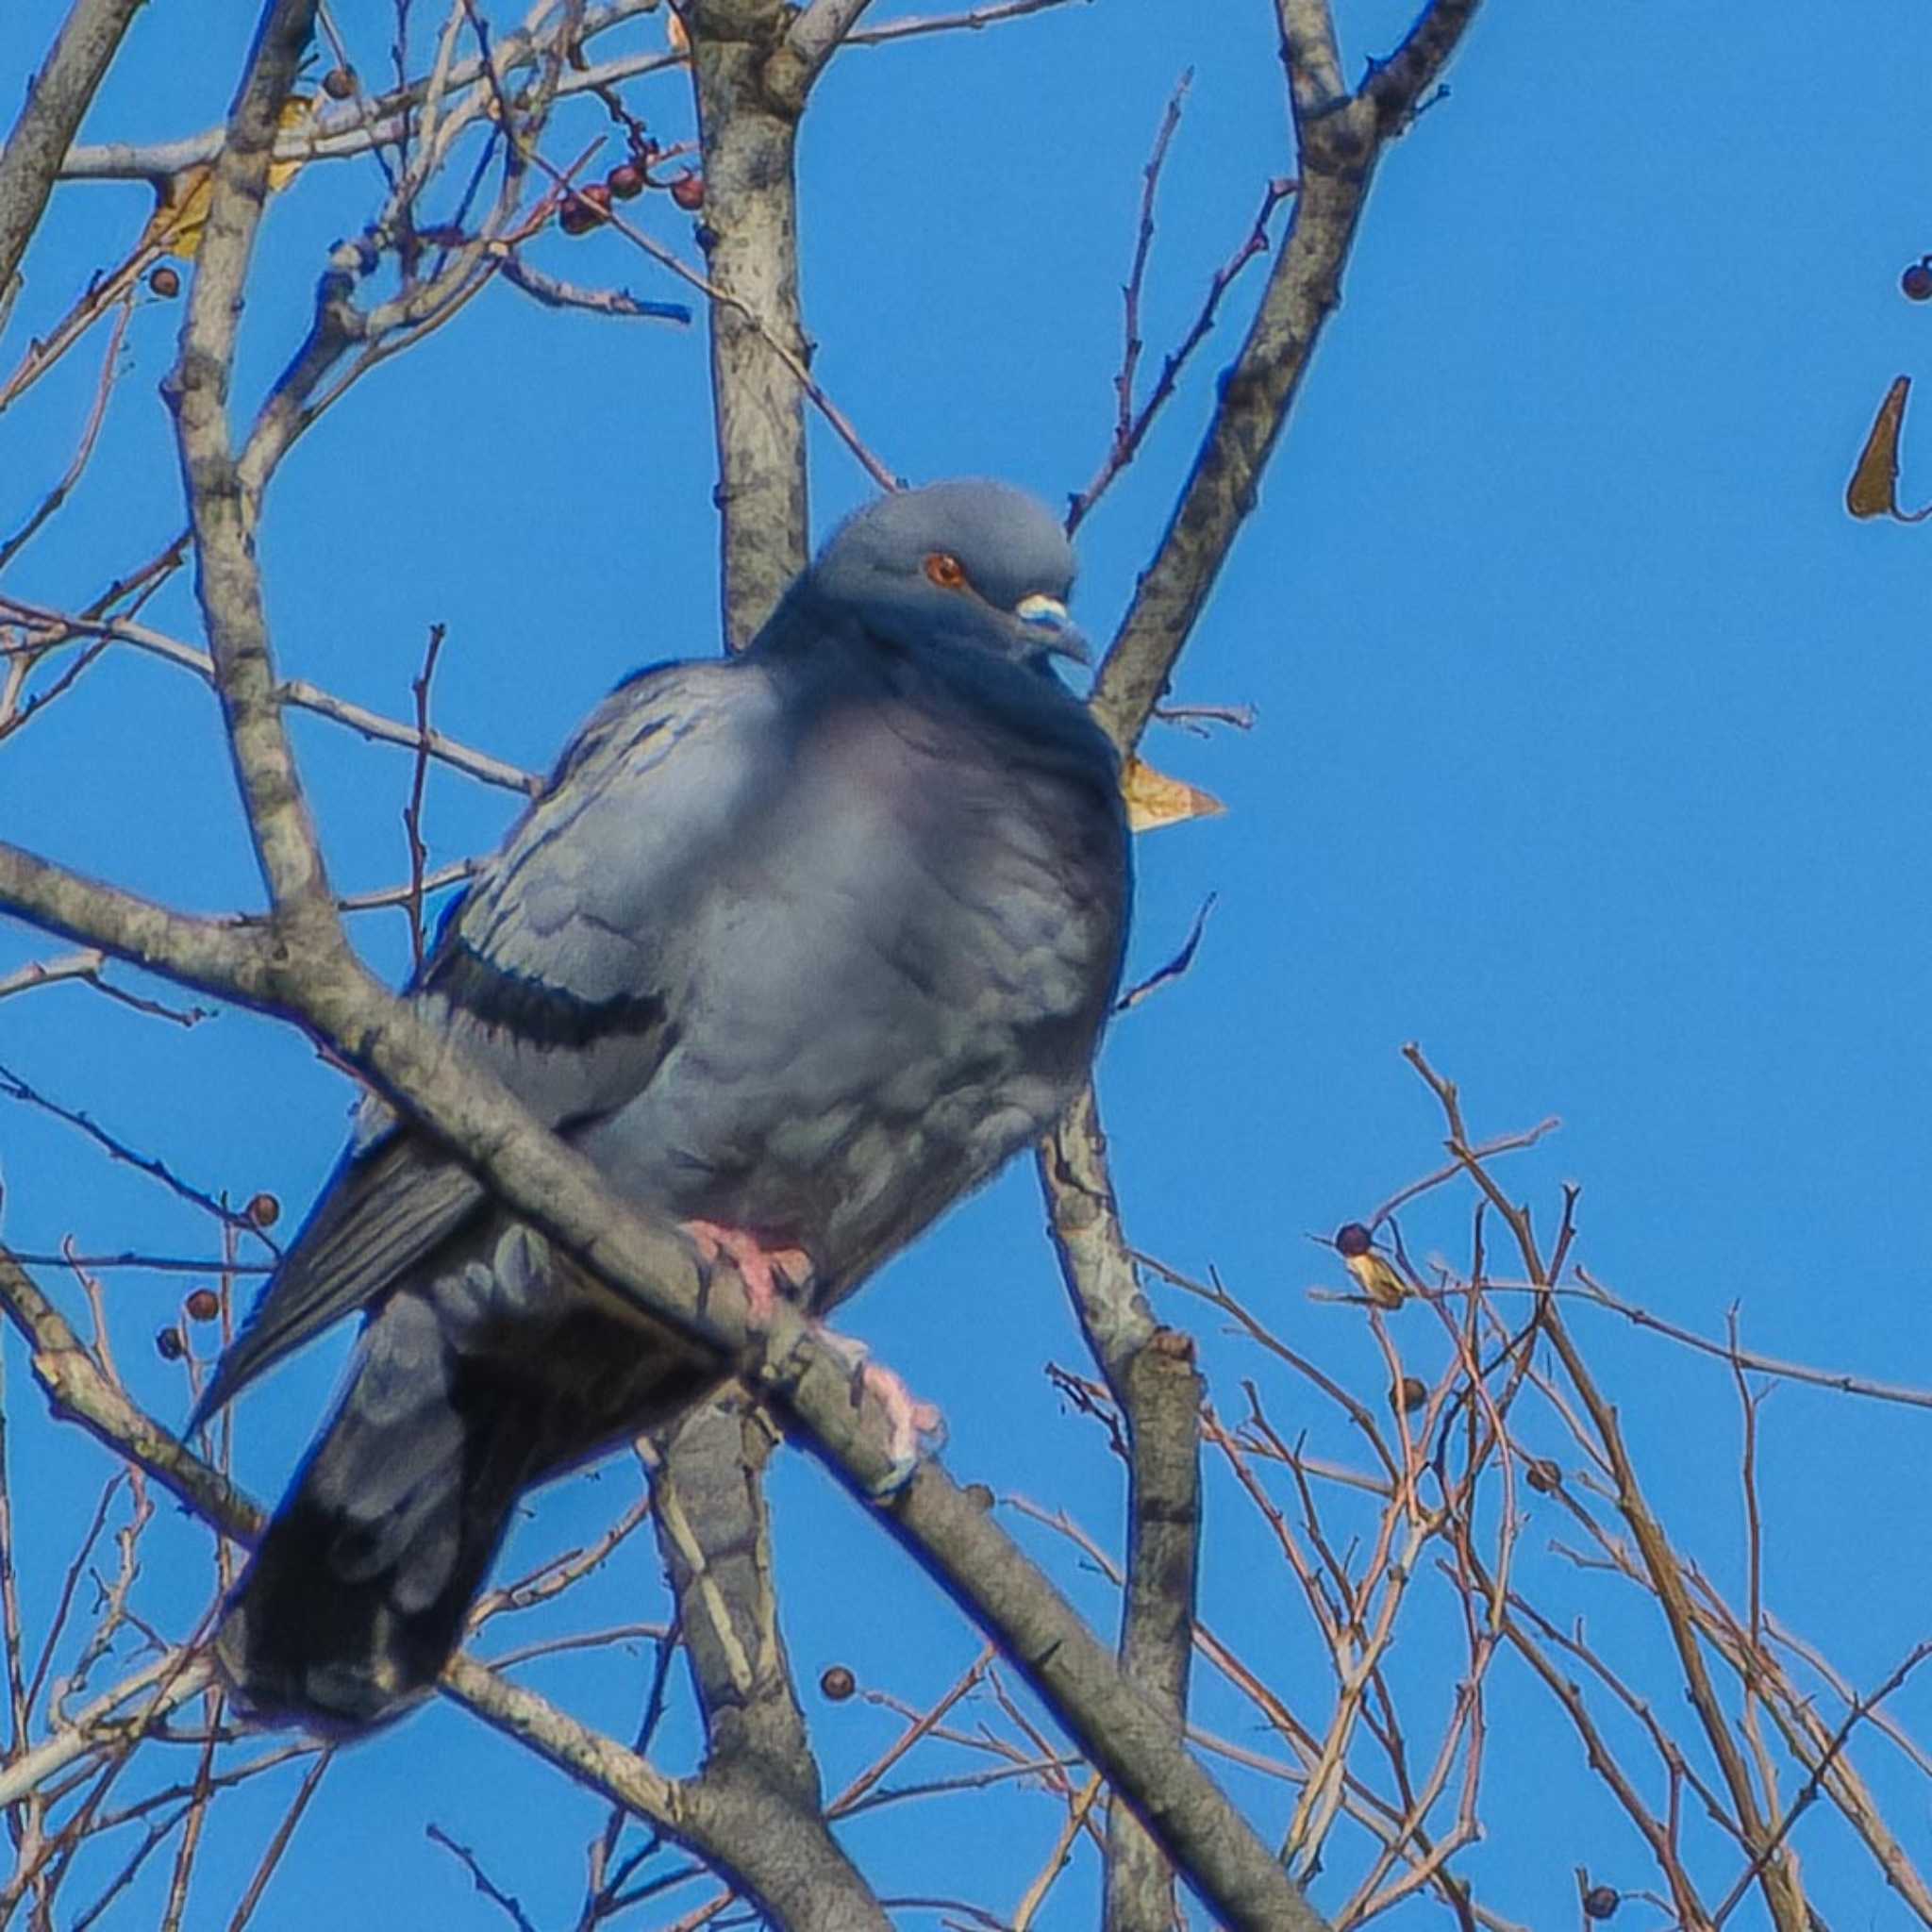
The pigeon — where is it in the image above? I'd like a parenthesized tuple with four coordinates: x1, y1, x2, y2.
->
(198, 479, 1133, 1732)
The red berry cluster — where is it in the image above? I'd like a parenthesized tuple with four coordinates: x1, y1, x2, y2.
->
(558, 182, 613, 236)
(557, 139, 704, 237)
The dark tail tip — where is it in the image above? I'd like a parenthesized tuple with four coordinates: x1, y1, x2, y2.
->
(214, 1498, 475, 1736)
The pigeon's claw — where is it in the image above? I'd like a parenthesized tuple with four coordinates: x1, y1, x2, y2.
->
(861, 1358, 945, 1491)
(811, 1330, 945, 1492)
(681, 1220, 815, 1321)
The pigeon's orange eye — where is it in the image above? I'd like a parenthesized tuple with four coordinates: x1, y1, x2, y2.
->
(923, 552, 967, 591)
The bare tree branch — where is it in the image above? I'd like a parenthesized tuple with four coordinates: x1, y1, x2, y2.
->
(0, 595, 538, 794)
(687, 0, 814, 646)
(780, 0, 878, 77)
(1092, 0, 1485, 748)
(647, 1403, 891, 1927)
(845, 0, 1088, 48)
(0, 0, 145, 296)
(58, 1, 672, 182)
(161, 0, 339, 929)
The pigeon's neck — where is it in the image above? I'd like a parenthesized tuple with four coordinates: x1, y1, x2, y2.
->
(745, 576, 846, 663)
(750, 578, 1120, 784)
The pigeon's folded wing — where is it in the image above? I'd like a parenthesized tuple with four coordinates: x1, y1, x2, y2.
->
(195, 658, 779, 1422)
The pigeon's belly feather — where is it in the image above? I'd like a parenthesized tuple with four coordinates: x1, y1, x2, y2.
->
(576, 692, 1124, 1287)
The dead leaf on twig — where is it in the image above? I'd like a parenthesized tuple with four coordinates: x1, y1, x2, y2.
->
(1847, 375, 1932, 522)
(141, 99, 313, 261)
(1122, 756, 1224, 834)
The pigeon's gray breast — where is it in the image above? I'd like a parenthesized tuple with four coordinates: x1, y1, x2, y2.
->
(575, 657, 1127, 1295)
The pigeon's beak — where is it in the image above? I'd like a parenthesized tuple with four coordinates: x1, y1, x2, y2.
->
(1013, 593, 1091, 665)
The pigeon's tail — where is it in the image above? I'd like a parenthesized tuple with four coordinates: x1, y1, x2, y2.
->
(213, 1271, 721, 1735)
(213, 1297, 536, 1734)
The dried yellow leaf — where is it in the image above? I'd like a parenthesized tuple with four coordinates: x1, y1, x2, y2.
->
(266, 94, 315, 195)
(666, 10, 690, 53)
(142, 164, 214, 259)
(1122, 757, 1224, 834)
(1847, 375, 1932, 522)
(140, 98, 312, 261)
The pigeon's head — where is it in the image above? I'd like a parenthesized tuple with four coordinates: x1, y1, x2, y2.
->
(813, 479, 1090, 674)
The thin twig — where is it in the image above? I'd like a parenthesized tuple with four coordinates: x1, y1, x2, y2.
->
(1069, 173, 1296, 532)
(1114, 892, 1215, 1013)
(428, 1821, 540, 1932)
(0, 290, 133, 576)
(402, 621, 448, 972)
(0, 1061, 275, 1251)
(495, 248, 691, 323)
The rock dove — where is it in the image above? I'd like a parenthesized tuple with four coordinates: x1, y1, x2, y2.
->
(199, 479, 1132, 1732)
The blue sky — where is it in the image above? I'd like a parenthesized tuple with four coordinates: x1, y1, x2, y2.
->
(3, 1, 1930, 1925)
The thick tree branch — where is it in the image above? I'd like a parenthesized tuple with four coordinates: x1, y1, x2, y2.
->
(1039, 1090, 1206, 1929)
(1105, 1330, 1206, 1930)
(647, 13, 895, 1919)
(687, 0, 813, 646)
(877, 1465, 1322, 1930)
(0, 0, 144, 298)
(1274, 0, 1345, 124)
(648, 1404, 890, 1927)
(160, 0, 340, 938)
(0, 847, 273, 1008)
(776, 0, 877, 86)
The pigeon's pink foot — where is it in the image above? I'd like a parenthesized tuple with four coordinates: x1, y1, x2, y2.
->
(860, 1358, 945, 1485)
(681, 1220, 813, 1321)
(814, 1331, 945, 1491)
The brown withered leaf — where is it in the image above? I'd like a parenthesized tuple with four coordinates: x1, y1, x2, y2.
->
(142, 100, 312, 260)
(141, 164, 214, 259)
(266, 95, 312, 194)
(1847, 375, 1932, 522)
(1122, 756, 1224, 834)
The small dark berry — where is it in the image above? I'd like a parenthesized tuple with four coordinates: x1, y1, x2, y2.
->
(148, 264, 181, 299)
(607, 163, 644, 200)
(1582, 1887, 1619, 1921)
(669, 170, 706, 211)
(156, 1325, 186, 1360)
(185, 1287, 221, 1323)
(1391, 1375, 1427, 1413)
(323, 65, 358, 101)
(561, 184, 611, 235)
(1526, 1457, 1562, 1493)
(1334, 1222, 1372, 1258)
(247, 1191, 280, 1227)
(819, 1665, 856, 1701)
(1905, 263, 1932, 302)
